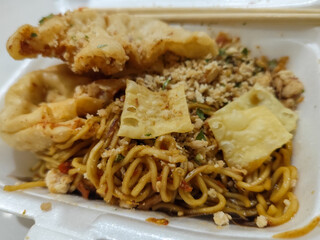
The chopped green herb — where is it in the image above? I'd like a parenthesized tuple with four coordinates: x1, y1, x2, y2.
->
(162, 76, 172, 90)
(253, 66, 264, 75)
(39, 13, 54, 24)
(196, 108, 206, 121)
(218, 49, 226, 56)
(84, 35, 89, 41)
(115, 154, 125, 162)
(241, 48, 248, 56)
(196, 129, 206, 141)
(268, 59, 278, 70)
(97, 44, 108, 48)
(145, 133, 152, 137)
(195, 153, 203, 165)
(30, 32, 37, 38)
(235, 82, 242, 88)
(71, 35, 77, 41)
(225, 56, 233, 64)
(205, 58, 211, 63)
(222, 101, 229, 106)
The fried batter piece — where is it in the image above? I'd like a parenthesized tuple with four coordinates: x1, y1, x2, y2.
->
(7, 9, 218, 75)
(0, 64, 125, 152)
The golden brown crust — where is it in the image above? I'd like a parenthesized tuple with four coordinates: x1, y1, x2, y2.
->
(0, 64, 125, 152)
(6, 10, 218, 75)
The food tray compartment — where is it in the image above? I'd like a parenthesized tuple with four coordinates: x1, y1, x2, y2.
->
(0, 7, 320, 240)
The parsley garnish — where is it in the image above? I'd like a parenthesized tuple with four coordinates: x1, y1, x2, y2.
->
(196, 129, 206, 141)
(97, 44, 108, 48)
(30, 32, 37, 38)
(253, 66, 264, 75)
(114, 154, 125, 163)
(145, 133, 152, 137)
(218, 49, 226, 56)
(162, 76, 172, 90)
(196, 108, 206, 121)
(39, 13, 54, 24)
(268, 59, 278, 70)
(205, 58, 211, 63)
(241, 48, 248, 56)
(195, 153, 203, 165)
(84, 35, 89, 41)
(235, 82, 242, 88)
(225, 56, 233, 64)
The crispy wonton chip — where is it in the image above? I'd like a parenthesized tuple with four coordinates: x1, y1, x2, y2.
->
(208, 106, 292, 172)
(214, 84, 298, 132)
(0, 64, 125, 152)
(118, 80, 193, 139)
(7, 10, 218, 75)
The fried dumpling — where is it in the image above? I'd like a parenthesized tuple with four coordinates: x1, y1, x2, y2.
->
(0, 64, 125, 152)
(7, 10, 218, 75)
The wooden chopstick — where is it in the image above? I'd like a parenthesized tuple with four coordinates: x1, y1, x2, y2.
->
(89, 8, 320, 24)
(94, 7, 320, 14)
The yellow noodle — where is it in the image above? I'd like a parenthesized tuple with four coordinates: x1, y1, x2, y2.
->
(257, 192, 299, 226)
(224, 206, 257, 218)
(184, 192, 226, 215)
(131, 171, 151, 197)
(4, 181, 46, 191)
(179, 175, 208, 207)
(267, 204, 279, 216)
(57, 117, 100, 150)
(167, 167, 184, 191)
(127, 164, 144, 189)
(270, 167, 291, 203)
(122, 158, 142, 194)
(86, 140, 105, 188)
(159, 165, 175, 202)
(224, 192, 251, 208)
(146, 157, 158, 191)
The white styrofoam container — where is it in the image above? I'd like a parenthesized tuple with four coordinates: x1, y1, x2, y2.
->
(0, 1, 320, 239)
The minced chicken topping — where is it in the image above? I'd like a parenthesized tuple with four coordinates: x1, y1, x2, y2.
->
(256, 215, 268, 228)
(214, 211, 232, 226)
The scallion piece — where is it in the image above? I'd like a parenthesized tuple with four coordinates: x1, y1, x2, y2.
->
(196, 129, 206, 141)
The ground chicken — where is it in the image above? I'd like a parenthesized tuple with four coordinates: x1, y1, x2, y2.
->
(251, 72, 272, 87)
(213, 211, 232, 226)
(274, 70, 304, 99)
(186, 140, 208, 149)
(208, 188, 217, 199)
(45, 169, 73, 194)
(282, 80, 304, 98)
(256, 215, 268, 228)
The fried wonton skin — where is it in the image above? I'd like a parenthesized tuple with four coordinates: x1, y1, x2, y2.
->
(0, 64, 125, 152)
(7, 10, 218, 75)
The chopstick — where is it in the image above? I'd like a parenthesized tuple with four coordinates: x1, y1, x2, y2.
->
(91, 8, 320, 24)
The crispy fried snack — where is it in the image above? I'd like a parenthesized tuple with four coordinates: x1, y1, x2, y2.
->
(7, 9, 218, 75)
(0, 64, 125, 152)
